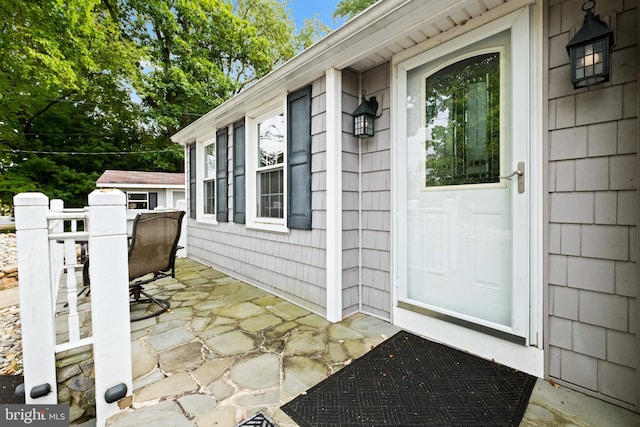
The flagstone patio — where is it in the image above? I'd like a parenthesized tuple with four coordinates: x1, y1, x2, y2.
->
(101, 257, 400, 426)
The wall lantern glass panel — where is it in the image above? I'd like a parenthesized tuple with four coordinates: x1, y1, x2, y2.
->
(566, 1, 613, 89)
(352, 92, 378, 138)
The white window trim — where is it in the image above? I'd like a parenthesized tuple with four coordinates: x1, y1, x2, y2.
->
(196, 134, 218, 224)
(126, 192, 149, 210)
(246, 96, 289, 233)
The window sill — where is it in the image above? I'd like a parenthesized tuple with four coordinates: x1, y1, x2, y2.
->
(197, 215, 218, 225)
(246, 220, 289, 234)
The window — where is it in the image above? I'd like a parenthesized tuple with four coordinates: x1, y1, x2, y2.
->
(245, 86, 312, 232)
(127, 192, 148, 210)
(423, 51, 502, 189)
(203, 141, 216, 215)
(195, 129, 229, 222)
(257, 112, 285, 219)
(126, 192, 158, 210)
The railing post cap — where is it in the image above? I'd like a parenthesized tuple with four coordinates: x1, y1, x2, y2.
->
(89, 189, 126, 206)
(13, 192, 49, 206)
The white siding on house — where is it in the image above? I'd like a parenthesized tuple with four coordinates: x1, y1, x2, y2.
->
(547, 0, 638, 408)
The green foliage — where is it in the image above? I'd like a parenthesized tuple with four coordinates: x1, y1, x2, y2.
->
(0, 0, 140, 147)
(121, 0, 300, 135)
(0, 0, 145, 206)
(0, 0, 328, 209)
(333, 0, 379, 20)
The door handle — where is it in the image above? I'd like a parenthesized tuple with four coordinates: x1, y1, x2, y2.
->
(500, 161, 525, 193)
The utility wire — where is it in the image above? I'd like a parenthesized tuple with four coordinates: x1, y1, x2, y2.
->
(1, 148, 177, 155)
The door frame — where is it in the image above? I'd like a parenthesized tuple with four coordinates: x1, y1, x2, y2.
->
(391, 6, 544, 377)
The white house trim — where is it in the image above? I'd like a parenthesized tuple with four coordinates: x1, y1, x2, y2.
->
(326, 67, 343, 322)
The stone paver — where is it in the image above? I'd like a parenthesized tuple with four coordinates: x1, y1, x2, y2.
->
(131, 341, 157, 380)
(231, 353, 280, 389)
(192, 358, 234, 386)
(158, 342, 204, 372)
(205, 330, 257, 356)
(108, 401, 194, 427)
(177, 394, 218, 416)
(134, 371, 198, 403)
(146, 327, 196, 351)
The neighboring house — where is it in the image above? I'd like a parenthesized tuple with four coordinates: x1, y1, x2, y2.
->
(96, 170, 186, 211)
(171, 0, 639, 413)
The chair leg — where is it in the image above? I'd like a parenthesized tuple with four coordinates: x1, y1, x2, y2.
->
(129, 285, 170, 322)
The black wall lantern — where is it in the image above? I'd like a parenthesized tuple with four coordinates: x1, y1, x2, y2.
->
(566, 0, 613, 89)
(352, 91, 378, 138)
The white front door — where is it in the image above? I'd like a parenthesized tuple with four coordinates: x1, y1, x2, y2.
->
(395, 9, 537, 354)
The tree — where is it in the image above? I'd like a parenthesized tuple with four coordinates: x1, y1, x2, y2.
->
(0, 0, 140, 148)
(119, 0, 302, 136)
(0, 0, 323, 208)
(0, 0, 144, 206)
(333, 0, 379, 20)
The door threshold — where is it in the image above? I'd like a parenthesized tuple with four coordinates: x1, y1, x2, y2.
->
(397, 300, 526, 345)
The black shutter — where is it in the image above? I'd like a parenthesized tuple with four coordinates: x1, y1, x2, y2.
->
(149, 192, 158, 210)
(287, 86, 312, 230)
(216, 127, 229, 222)
(233, 119, 246, 224)
(189, 143, 196, 219)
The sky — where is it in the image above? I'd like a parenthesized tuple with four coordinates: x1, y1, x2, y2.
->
(289, 0, 344, 30)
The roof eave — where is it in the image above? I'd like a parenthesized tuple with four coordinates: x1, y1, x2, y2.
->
(170, 0, 501, 144)
(171, 0, 417, 144)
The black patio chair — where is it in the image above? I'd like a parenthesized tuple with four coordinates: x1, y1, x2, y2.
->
(82, 210, 185, 321)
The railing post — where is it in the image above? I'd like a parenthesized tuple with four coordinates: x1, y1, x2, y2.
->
(87, 189, 132, 426)
(49, 199, 64, 312)
(176, 199, 187, 258)
(14, 192, 58, 404)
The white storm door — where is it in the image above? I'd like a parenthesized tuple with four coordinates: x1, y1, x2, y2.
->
(397, 22, 530, 341)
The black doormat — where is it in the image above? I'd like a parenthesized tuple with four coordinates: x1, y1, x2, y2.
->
(281, 331, 536, 426)
(0, 375, 24, 404)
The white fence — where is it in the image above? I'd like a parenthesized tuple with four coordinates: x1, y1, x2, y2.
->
(14, 189, 133, 426)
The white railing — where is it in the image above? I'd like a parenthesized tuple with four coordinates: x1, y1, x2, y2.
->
(48, 205, 90, 350)
(14, 189, 133, 427)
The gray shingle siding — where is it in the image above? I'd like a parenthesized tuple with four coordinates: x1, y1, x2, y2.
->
(312, 63, 392, 320)
(186, 77, 328, 316)
(359, 62, 391, 319)
(547, 0, 637, 407)
(342, 69, 361, 317)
